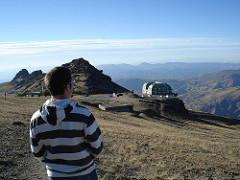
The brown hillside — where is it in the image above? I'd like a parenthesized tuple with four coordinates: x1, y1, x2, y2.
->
(0, 95, 240, 179)
(180, 86, 240, 119)
(171, 69, 240, 119)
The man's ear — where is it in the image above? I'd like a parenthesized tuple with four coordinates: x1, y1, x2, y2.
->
(64, 83, 70, 91)
(68, 83, 72, 89)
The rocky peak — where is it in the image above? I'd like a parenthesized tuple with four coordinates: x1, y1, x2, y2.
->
(12, 69, 29, 81)
(61, 58, 129, 94)
(29, 70, 43, 77)
(62, 58, 98, 74)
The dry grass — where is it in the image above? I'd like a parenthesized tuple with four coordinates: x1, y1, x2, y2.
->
(0, 96, 240, 179)
(91, 110, 240, 179)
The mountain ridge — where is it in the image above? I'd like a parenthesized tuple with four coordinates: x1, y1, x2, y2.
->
(0, 58, 129, 95)
(97, 62, 240, 80)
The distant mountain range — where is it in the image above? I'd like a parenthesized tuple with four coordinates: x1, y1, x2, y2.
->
(97, 62, 240, 80)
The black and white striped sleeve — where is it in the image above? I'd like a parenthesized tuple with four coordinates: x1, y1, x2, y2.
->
(30, 112, 46, 159)
(85, 113, 103, 159)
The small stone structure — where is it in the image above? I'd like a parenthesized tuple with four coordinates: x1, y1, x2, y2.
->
(28, 92, 41, 97)
(98, 103, 133, 112)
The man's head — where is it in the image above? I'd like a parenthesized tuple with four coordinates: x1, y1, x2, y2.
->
(44, 67, 73, 97)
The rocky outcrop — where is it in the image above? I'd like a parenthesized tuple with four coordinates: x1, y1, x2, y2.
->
(85, 92, 188, 117)
(61, 58, 129, 94)
(10, 70, 44, 91)
(134, 97, 188, 117)
(12, 69, 29, 81)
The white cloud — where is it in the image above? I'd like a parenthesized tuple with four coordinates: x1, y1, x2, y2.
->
(0, 38, 239, 56)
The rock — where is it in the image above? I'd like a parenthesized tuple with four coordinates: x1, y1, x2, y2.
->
(12, 121, 25, 126)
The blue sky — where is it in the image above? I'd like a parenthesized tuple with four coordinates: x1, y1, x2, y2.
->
(0, 0, 240, 82)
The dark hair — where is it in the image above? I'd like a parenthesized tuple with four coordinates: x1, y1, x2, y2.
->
(44, 67, 72, 96)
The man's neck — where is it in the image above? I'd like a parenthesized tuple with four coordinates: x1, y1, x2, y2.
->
(51, 95, 69, 100)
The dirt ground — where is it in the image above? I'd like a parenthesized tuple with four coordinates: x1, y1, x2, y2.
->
(0, 95, 240, 180)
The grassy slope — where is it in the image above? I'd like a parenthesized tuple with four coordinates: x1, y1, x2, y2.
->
(0, 96, 240, 179)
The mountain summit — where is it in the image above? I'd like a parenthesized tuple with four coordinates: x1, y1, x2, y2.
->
(61, 58, 129, 94)
(12, 69, 29, 81)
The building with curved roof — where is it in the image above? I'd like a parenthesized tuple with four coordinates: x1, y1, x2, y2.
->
(142, 82, 156, 94)
(142, 81, 176, 96)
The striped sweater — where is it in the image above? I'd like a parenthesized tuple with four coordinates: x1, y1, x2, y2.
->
(30, 98, 103, 177)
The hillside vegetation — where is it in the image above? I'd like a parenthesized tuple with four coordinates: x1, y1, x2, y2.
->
(0, 95, 240, 179)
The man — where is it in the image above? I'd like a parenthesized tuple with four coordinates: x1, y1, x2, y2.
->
(30, 67, 103, 179)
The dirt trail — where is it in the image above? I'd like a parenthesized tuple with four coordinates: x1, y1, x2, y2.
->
(0, 97, 47, 179)
(0, 122, 46, 179)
